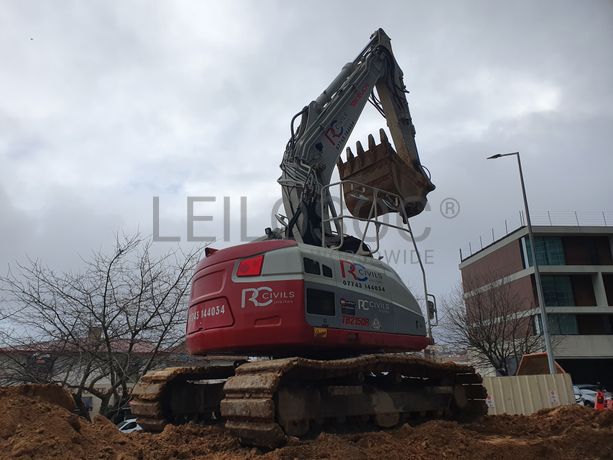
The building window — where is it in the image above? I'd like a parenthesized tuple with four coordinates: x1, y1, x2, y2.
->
(550, 314, 579, 335)
(603, 274, 613, 306)
(523, 236, 565, 266)
(535, 313, 613, 335)
(576, 314, 613, 335)
(541, 275, 574, 306)
(533, 315, 541, 335)
(562, 236, 613, 265)
(571, 275, 596, 306)
(534, 313, 579, 335)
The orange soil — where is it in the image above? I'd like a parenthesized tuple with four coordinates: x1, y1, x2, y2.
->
(1, 385, 611, 460)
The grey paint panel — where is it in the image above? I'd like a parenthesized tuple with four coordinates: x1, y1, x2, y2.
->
(226, 241, 426, 336)
(304, 280, 426, 336)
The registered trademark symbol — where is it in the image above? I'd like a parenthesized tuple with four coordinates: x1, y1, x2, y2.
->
(440, 198, 460, 219)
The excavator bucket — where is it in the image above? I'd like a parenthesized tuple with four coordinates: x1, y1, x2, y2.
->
(337, 129, 434, 220)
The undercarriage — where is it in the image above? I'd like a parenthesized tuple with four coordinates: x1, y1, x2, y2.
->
(131, 354, 487, 449)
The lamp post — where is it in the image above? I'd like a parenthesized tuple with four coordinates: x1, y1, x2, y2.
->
(486, 152, 556, 375)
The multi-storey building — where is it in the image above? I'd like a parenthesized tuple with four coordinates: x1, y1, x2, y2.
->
(459, 225, 613, 386)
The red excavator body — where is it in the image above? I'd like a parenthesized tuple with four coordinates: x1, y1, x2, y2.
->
(185, 240, 431, 357)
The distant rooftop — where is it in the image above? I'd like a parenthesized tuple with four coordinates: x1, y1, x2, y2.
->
(0, 337, 161, 355)
(460, 210, 613, 262)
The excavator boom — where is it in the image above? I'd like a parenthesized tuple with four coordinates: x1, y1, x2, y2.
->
(279, 29, 435, 244)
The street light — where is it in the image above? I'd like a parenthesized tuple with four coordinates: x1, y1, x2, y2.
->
(486, 152, 556, 375)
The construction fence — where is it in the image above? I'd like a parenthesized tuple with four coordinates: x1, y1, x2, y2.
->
(482, 373, 574, 415)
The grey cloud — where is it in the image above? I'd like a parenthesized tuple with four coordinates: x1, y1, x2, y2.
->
(0, 0, 611, 312)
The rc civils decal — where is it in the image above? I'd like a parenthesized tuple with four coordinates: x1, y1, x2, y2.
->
(339, 259, 386, 292)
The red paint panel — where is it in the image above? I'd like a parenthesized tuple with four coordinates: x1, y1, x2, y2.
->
(191, 269, 226, 300)
(187, 324, 431, 355)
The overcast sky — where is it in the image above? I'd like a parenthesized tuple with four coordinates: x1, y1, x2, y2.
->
(1, 1, 612, 319)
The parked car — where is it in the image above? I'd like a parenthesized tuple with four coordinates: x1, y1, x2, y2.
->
(117, 418, 142, 433)
(572, 385, 583, 404)
(573, 384, 613, 407)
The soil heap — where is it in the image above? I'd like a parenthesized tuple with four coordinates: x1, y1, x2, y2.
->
(1, 385, 612, 459)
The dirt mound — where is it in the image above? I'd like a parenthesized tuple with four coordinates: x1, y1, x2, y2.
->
(1, 384, 612, 459)
(136, 424, 251, 460)
(0, 385, 138, 459)
(0, 385, 76, 412)
(262, 410, 613, 460)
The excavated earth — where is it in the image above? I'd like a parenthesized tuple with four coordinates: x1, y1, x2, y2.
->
(1, 384, 612, 460)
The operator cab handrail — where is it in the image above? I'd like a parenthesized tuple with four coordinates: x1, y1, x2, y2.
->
(321, 178, 433, 338)
(321, 179, 415, 256)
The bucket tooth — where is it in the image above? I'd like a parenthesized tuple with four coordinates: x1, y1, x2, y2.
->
(379, 128, 389, 144)
(337, 130, 432, 219)
(368, 133, 376, 150)
(356, 140, 365, 156)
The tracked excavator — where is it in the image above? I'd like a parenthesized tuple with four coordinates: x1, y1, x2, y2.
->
(131, 29, 486, 448)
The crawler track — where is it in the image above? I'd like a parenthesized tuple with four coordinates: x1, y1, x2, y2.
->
(222, 353, 487, 448)
(130, 359, 243, 432)
(132, 354, 486, 448)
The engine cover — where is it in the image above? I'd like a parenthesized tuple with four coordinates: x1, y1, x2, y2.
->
(186, 240, 430, 356)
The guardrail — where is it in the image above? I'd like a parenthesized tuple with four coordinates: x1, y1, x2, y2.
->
(460, 210, 613, 261)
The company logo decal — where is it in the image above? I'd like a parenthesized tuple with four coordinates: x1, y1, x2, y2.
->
(339, 260, 385, 292)
(241, 287, 295, 308)
(324, 120, 344, 146)
(323, 112, 355, 150)
(357, 299, 390, 314)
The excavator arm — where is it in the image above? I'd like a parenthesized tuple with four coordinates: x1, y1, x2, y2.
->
(278, 29, 435, 245)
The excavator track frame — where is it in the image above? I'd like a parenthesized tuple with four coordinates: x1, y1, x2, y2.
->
(130, 359, 244, 432)
(132, 355, 486, 449)
(222, 353, 487, 449)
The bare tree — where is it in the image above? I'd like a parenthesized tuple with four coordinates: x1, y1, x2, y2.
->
(0, 233, 201, 419)
(442, 272, 545, 376)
